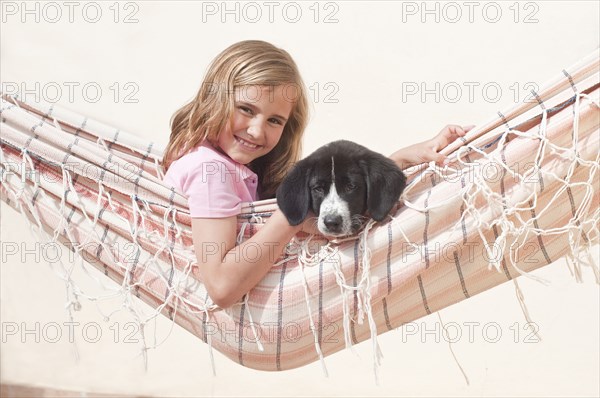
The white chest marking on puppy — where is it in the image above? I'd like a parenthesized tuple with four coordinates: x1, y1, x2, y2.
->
(318, 156, 352, 236)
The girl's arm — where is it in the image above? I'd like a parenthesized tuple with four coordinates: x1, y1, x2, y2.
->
(191, 210, 301, 308)
(389, 124, 474, 169)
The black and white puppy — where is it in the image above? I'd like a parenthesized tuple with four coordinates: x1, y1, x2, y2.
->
(276, 140, 406, 237)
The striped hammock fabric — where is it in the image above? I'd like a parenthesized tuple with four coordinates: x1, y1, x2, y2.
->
(1, 50, 599, 377)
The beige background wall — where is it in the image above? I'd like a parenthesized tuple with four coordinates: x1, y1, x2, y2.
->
(1, 1, 599, 396)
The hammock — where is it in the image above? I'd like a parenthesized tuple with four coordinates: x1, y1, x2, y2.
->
(1, 50, 599, 378)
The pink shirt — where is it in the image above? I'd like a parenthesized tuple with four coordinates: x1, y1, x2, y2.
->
(163, 141, 258, 218)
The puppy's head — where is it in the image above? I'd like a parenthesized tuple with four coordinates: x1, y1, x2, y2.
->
(276, 140, 406, 237)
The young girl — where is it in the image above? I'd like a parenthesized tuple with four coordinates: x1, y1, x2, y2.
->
(163, 40, 473, 308)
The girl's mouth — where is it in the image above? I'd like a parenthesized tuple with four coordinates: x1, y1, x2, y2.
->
(235, 136, 261, 151)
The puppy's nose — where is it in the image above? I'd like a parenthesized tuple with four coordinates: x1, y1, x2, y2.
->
(323, 214, 343, 233)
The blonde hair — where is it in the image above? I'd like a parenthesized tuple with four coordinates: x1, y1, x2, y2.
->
(162, 40, 309, 199)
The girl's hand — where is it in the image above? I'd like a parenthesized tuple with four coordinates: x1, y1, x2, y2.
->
(390, 124, 475, 169)
(299, 212, 321, 236)
(272, 209, 320, 235)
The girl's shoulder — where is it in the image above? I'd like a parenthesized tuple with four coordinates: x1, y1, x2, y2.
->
(169, 141, 228, 172)
(165, 141, 257, 183)
(163, 141, 259, 213)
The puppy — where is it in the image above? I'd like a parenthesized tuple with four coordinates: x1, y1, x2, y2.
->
(276, 140, 406, 237)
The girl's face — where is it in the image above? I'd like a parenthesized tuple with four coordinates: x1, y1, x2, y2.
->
(217, 85, 295, 165)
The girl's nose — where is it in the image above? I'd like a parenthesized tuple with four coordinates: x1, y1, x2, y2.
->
(246, 119, 265, 140)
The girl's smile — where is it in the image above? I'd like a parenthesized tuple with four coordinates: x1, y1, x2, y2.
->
(234, 135, 261, 150)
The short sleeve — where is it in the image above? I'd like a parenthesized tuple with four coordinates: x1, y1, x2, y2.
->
(168, 160, 243, 218)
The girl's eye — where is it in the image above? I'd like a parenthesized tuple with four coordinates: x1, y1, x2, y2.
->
(239, 106, 253, 115)
(269, 118, 283, 125)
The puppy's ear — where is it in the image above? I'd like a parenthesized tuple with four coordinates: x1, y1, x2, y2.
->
(359, 155, 407, 221)
(276, 161, 311, 226)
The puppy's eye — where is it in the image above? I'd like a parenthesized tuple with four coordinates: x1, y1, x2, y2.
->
(345, 183, 356, 192)
(312, 186, 325, 194)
